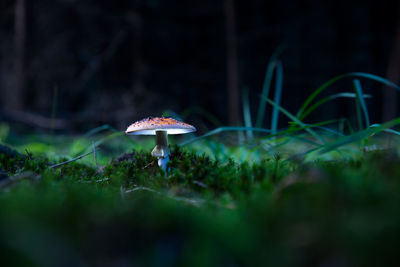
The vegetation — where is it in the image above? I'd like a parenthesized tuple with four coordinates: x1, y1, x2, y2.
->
(1, 138, 400, 266)
(2, 1, 399, 265)
(2, 69, 400, 266)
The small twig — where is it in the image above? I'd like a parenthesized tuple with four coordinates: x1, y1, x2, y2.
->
(121, 186, 235, 209)
(50, 149, 100, 169)
(95, 178, 110, 183)
(122, 186, 204, 207)
(170, 195, 204, 207)
(193, 180, 208, 188)
(0, 172, 40, 189)
(125, 186, 158, 193)
(142, 161, 154, 170)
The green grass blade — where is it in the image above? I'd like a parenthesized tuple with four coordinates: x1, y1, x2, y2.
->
(242, 87, 254, 140)
(271, 61, 283, 134)
(355, 90, 363, 130)
(84, 124, 136, 146)
(296, 72, 400, 120)
(184, 118, 339, 149)
(350, 72, 400, 88)
(370, 124, 400, 136)
(319, 118, 400, 154)
(264, 98, 326, 144)
(249, 119, 341, 154)
(338, 118, 355, 135)
(84, 124, 114, 137)
(256, 61, 276, 128)
(284, 146, 322, 163)
(270, 135, 321, 149)
(266, 119, 343, 143)
(296, 74, 348, 120)
(91, 132, 126, 149)
(300, 93, 372, 121)
(353, 79, 370, 128)
(255, 46, 285, 128)
(74, 131, 128, 157)
(260, 135, 322, 155)
(179, 127, 271, 146)
(302, 123, 344, 136)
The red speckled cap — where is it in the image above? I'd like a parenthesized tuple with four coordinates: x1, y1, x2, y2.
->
(125, 117, 196, 135)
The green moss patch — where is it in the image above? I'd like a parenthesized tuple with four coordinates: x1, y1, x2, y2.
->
(1, 145, 400, 266)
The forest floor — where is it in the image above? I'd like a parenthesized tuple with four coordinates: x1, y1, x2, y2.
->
(1, 129, 400, 266)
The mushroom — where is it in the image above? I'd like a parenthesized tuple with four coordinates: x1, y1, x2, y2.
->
(125, 117, 196, 171)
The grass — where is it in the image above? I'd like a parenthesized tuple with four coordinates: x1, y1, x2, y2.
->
(1, 60, 400, 265)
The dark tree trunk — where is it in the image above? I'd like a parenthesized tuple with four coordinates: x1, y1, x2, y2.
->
(224, 0, 240, 125)
(9, 0, 26, 111)
(382, 3, 400, 121)
(130, 9, 145, 99)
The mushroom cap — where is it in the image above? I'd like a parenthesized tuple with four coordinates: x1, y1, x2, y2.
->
(125, 117, 196, 135)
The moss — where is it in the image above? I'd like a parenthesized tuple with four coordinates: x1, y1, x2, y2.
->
(2, 145, 400, 265)
(0, 145, 26, 173)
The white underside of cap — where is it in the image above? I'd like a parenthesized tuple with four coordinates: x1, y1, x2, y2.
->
(126, 128, 195, 135)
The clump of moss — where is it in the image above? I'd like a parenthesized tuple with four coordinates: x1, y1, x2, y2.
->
(0, 143, 294, 200)
(3, 144, 400, 266)
(0, 144, 26, 173)
(102, 145, 292, 201)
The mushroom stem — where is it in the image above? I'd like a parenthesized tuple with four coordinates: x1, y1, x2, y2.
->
(158, 155, 169, 171)
(151, 130, 170, 171)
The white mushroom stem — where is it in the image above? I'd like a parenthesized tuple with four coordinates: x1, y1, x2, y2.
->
(158, 156, 169, 171)
(151, 130, 170, 171)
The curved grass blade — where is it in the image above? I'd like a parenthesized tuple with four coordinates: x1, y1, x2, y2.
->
(319, 118, 400, 154)
(284, 146, 323, 163)
(251, 119, 340, 152)
(303, 123, 344, 137)
(264, 98, 326, 144)
(271, 61, 283, 134)
(268, 134, 322, 149)
(355, 90, 363, 130)
(300, 93, 372, 122)
(338, 117, 355, 135)
(297, 72, 400, 120)
(255, 46, 285, 128)
(184, 118, 340, 151)
(256, 60, 276, 128)
(247, 119, 345, 158)
(296, 74, 349, 120)
(85, 124, 114, 137)
(74, 131, 128, 157)
(84, 124, 136, 146)
(287, 119, 342, 134)
(242, 87, 254, 140)
(353, 79, 370, 128)
(179, 127, 272, 146)
(370, 124, 400, 136)
(91, 132, 126, 149)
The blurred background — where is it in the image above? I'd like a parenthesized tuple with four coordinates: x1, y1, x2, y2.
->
(1, 0, 399, 133)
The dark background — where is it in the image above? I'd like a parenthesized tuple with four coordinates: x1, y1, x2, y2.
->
(1, 0, 399, 132)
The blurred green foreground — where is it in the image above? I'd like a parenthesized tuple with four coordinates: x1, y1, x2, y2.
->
(1, 129, 400, 267)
